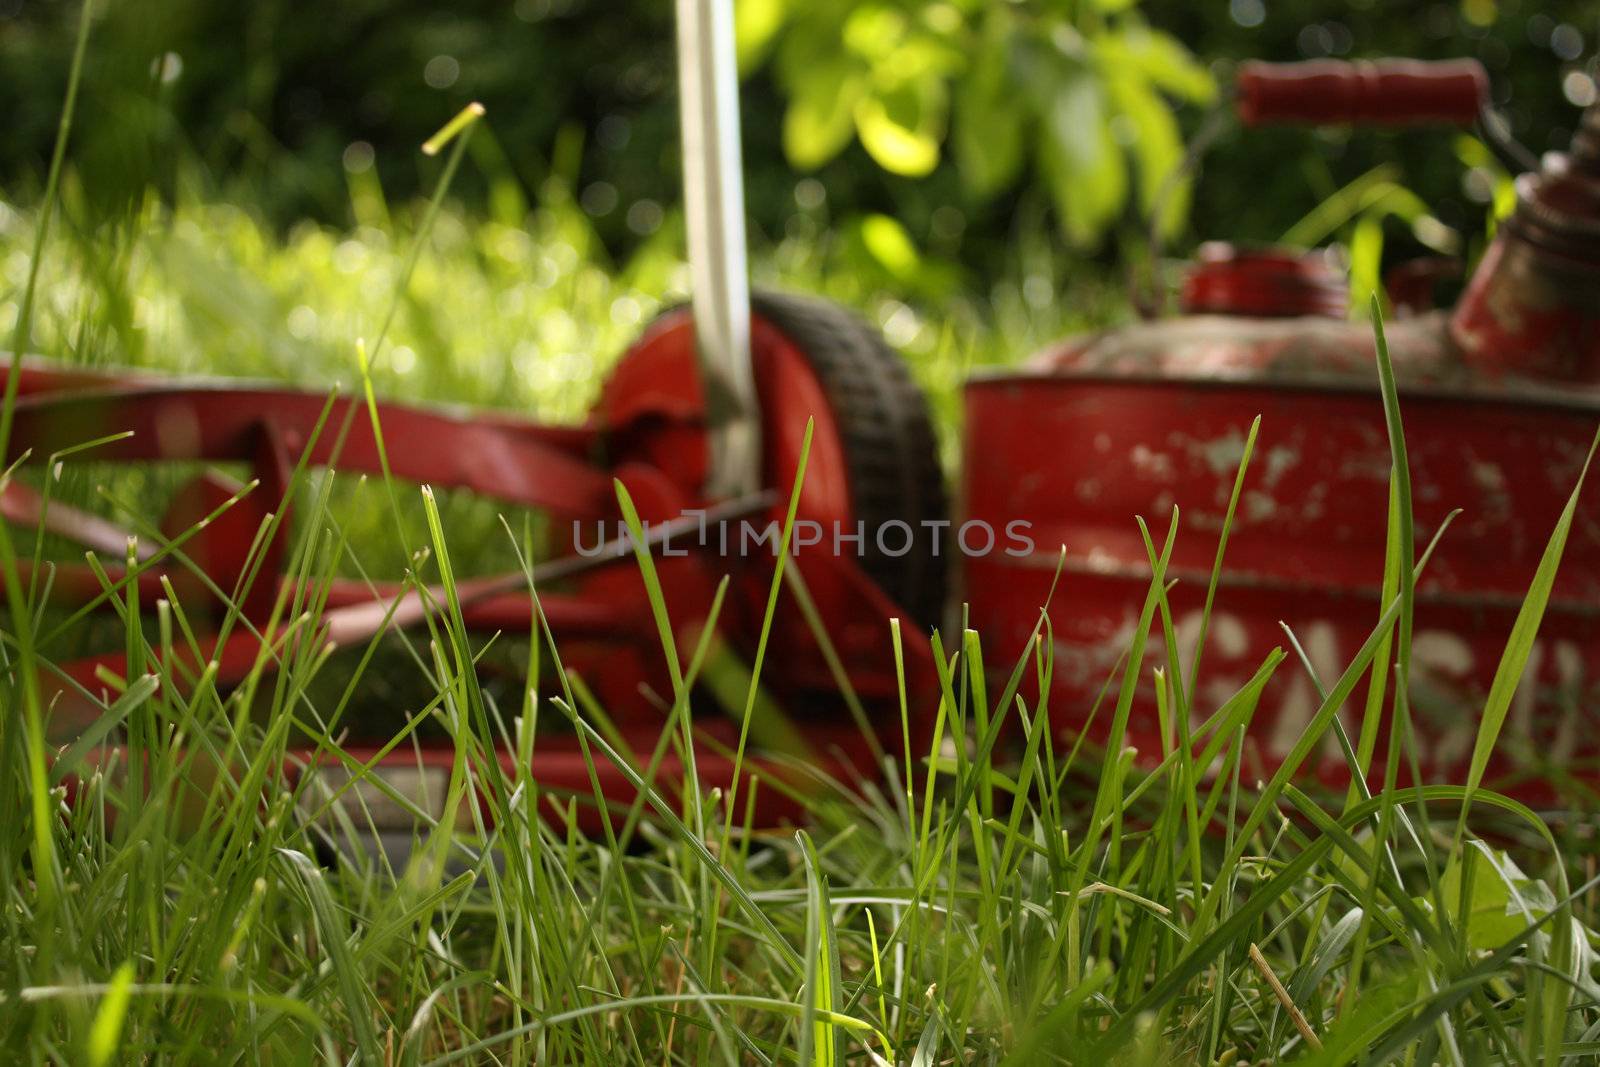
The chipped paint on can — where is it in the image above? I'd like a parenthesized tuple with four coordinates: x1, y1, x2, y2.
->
(964, 371, 1600, 799)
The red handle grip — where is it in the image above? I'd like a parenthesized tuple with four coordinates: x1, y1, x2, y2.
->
(1236, 59, 1488, 128)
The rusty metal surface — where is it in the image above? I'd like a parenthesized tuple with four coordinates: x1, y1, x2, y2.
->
(1030, 310, 1462, 383)
(1450, 103, 1600, 381)
(970, 354, 1600, 798)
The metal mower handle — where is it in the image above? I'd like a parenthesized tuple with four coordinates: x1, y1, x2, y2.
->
(1236, 59, 1488, 128)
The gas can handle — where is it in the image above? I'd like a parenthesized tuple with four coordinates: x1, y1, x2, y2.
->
(1236, 59, 1488, 128)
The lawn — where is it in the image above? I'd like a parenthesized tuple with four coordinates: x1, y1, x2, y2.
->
(6, 14, 1600, 1067)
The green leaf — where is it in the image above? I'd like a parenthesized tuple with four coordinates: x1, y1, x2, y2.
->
(1105, 69, 1185, 237)
(797, 830, 844, 1067)
(954, 22, 1025, 199)
(735, 0, 788, 74)
(777, 20, 871, 170)
(86, 962, 136, 1067)
(858, 213, 920, 278)
(783, 65, 867, 170)
(278, 848, 383, 1063)
(1439, 846, 1559, 951)
(841, 3, 908, 61)
(1294, 979, 1418, 1067)
(48, 674, 161, 785)
(1116, 26, 1216, 104)
(1280, 164, 1402, 248)
(854, 78, 946, 177)
(1288, 907, 1364, 1007)
(1034, 61, 1126, 246)
(1348, 213, 1385, 314)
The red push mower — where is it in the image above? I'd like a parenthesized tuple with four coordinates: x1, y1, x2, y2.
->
(5, 0, 949, 837)
(5, 21, 1600, 833)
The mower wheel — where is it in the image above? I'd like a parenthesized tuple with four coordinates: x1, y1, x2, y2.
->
(751, 290, 949, 629)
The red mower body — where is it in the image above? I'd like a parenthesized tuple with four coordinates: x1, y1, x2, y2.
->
(3, 297, 938, 832)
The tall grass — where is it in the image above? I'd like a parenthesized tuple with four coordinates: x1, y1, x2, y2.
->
(5, 11, 1600, 1065)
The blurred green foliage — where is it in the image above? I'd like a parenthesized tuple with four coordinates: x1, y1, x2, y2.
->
(742, 0, 1215, 247)
(0, 0, 1596, 297)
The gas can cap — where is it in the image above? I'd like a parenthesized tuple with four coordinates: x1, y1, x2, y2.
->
(1180, 242, 1349, 319)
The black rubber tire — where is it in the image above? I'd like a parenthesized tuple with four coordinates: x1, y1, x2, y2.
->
(751, 290, 948, 629)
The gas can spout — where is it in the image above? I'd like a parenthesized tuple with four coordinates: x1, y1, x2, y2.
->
(1449, 101, 1600, 383)
(1568, 102, 1600, 173)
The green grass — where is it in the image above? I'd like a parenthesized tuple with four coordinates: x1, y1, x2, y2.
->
(5, 328, 1600, 1064)
(6, 20, 1600, 1066)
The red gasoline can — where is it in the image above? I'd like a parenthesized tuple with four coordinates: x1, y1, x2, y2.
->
(963, 374, 1600, 798)
(963, 98, 1600, 801)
